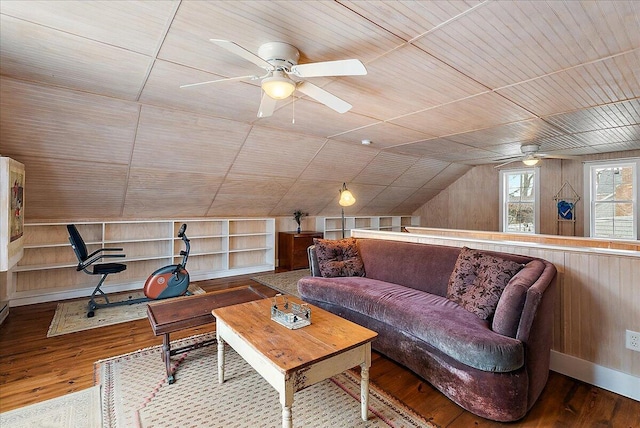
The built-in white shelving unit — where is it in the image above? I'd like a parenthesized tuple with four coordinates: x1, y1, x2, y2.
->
(316, 215, 419, 240)
(8, 218, 275, 305)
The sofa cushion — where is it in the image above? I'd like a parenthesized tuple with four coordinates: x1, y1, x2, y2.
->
(313, 237, 365, 278)
(298, 276, 524, 372)
(448, 247, 523, 320)
(492, 259, 546, 337)
(357, 239, 461, 296)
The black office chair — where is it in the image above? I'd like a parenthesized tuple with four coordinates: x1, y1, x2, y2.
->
(67, 224, 146, 317)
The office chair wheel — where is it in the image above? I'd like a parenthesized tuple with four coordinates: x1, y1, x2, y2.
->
(87, 310, 95, 318)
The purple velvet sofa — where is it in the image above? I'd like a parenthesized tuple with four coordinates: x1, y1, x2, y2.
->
(297, 238, 557, 422)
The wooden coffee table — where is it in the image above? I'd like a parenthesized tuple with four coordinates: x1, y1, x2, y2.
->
(212, 297, 378, 428)
(146, 285, 265, 384)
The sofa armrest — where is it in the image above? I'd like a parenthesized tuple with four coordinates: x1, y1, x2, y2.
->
(516, 259, 557, 410)
(516, 260, 557, 343)
(307, 245, 322, 276)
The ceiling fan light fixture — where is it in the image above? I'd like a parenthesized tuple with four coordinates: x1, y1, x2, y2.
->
(522, 155, 539, 166)
(261, 71, 295, 100)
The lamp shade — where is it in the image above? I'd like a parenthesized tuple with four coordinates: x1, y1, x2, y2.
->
(522, 155, 539, 166)
(339, 183, 356, 207)
(261, 71, 296, 100)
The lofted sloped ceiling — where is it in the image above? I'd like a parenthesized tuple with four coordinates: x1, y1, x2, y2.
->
(0, 0, 638, 220)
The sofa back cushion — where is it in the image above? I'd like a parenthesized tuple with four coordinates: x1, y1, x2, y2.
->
(357, 239, 461, 296)
(447, 247, 524, 320)
(313, 237, 365, 277)
(492, 259, 546, 337)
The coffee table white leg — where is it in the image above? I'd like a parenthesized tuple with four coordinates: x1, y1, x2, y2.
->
(360, 343, 372, 421)
(217, 330, 225, 384)
(280, 381, 294, 428)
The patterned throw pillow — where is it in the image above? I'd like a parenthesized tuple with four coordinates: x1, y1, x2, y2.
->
(313, 237, 365, 278)
(447, 247, 523, 320)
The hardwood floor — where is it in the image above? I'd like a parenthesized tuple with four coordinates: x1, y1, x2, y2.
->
(1, 274, 639, 427)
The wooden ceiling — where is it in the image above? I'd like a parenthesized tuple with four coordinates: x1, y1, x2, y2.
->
(0, 0, 638, 220)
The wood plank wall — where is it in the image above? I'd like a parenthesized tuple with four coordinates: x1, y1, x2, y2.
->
(414, 150, 640, 236)
(352, 228, 640, 379)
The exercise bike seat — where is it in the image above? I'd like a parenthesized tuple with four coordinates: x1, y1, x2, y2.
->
(90, 262, 127, 275)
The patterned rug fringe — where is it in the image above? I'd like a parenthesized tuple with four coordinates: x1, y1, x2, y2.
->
(97, 333, 435, 428)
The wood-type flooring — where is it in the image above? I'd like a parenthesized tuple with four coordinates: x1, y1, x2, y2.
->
(1, 274, 639, 427)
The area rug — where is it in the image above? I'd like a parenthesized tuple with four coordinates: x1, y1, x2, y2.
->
(96, 333, 434, 428)
(0, 386, 101, 428)
(251, 269, 310, 297)
(47, 284, 205, 337)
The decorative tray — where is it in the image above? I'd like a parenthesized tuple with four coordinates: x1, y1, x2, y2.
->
(270, 295, 311, 329)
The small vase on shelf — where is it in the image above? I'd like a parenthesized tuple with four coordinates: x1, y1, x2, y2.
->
(293, 209, 307, 235)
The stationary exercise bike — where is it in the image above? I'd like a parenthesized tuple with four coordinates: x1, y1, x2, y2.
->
(143, 223, 191, 299)
(68, 223, 192, 318)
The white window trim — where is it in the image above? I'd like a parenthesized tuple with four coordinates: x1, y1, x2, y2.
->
(583, 158, 639, 240)
(499, 167, 540, 234)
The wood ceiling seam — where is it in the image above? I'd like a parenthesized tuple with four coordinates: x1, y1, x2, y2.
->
(120, 104, 143, 217)
(135, 1, 182, 102)
(493, 47, 640, 93)
(405, 1, 490, 46)
(204, 123, 255, 216)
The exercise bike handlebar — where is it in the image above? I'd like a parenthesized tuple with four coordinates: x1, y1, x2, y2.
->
(177, 224, 190, 269)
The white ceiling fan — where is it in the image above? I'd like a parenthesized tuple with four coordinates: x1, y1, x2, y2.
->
(493, 144, 581, 168)
(180, 39, 367, 118)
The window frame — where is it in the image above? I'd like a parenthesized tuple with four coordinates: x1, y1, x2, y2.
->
(499, 167, 540, 234)
(583, 158, 639, 240)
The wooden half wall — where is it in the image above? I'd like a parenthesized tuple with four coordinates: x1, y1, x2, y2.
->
(352, 227, 640, 400)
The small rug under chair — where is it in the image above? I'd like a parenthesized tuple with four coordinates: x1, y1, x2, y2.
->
(252, 268, 310, 297)
(47, 284, 205, 337)
(95, 332, 434, 428)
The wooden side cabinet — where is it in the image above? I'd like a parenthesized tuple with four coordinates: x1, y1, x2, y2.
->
(278, 231, 323, 270)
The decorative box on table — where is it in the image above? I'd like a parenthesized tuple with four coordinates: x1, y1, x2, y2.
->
(270, 295, 311, 329)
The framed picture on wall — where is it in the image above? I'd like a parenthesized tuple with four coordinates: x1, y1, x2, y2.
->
(1, 156, 25, 271)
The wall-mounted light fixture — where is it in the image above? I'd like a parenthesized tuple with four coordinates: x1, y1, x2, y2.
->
(339, 183, 356, 238)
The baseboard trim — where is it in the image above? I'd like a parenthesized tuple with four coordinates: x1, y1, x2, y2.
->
(8, 266, 274, 307)
(550, 350, 639, 401)
(9, 281, 144, 307)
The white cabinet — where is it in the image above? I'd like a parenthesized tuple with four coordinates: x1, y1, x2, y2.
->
(316, 216, 419, 240)
(9, 218, 275, 304)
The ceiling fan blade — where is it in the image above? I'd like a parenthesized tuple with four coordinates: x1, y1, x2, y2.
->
(210, 39, 273, 70)
(296, 81, 352, 113)
(180, 74, 258, 89)
(493, 159, 519, 169)
(539, 154, 583, 160)
(257, 92, 277, 118)
(492, 154, 521, 162)
(289, 59, 367, 78)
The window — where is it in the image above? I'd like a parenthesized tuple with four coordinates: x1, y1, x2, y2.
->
(500, 168, 539, 234)
(584, 159, 638, 240)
